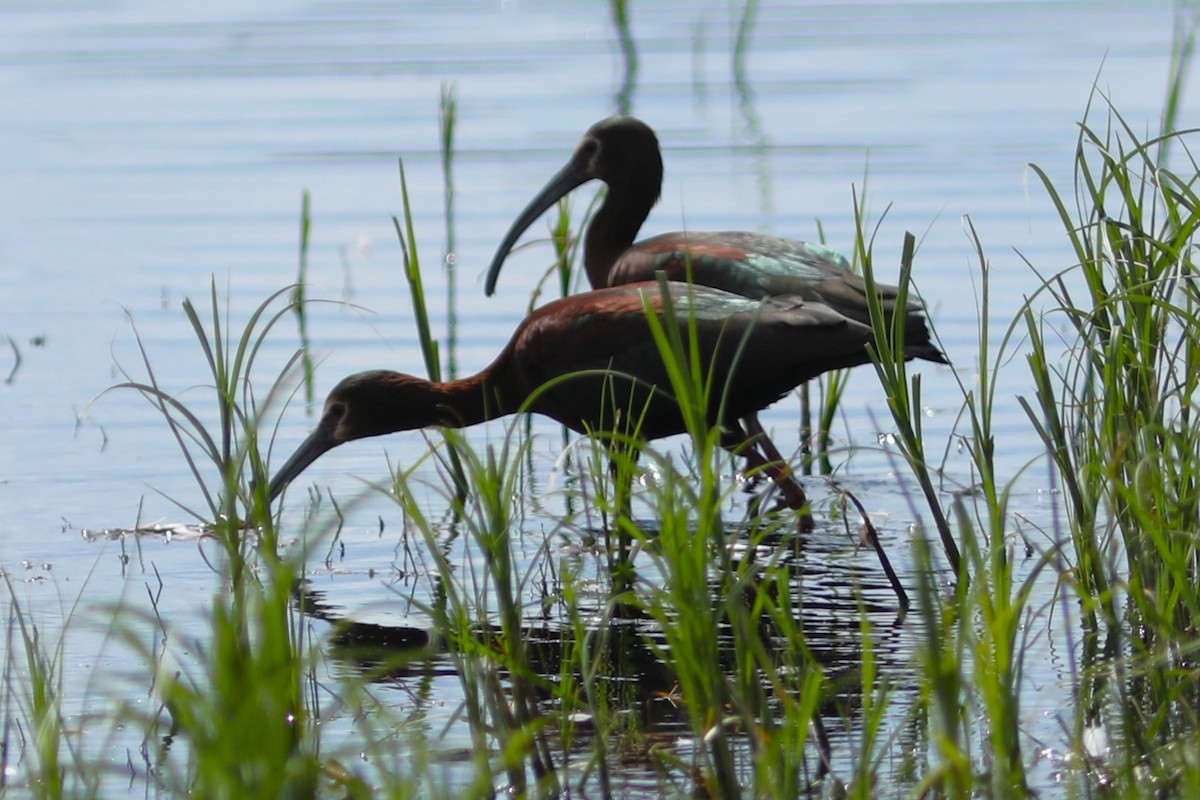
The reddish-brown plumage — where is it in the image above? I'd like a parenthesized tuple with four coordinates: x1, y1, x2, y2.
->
(626, 236, 750, 261)
(268, 281, 925, 519)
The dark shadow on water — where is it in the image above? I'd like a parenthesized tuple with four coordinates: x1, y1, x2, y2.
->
(293, 515, 935, 793)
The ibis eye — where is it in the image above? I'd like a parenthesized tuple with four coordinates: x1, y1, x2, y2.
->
(326, 401, 347, 422)
(578, 138, 600, 163)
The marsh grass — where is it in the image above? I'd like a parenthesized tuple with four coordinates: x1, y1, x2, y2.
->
(390, 430, 562, 796)
(517, 191, 602, 313)
(609, 0, 637, 115)
(1020, 93, 1200, 791)
(440, 83, 460, 380)
(294, 190, 317, 407)
(111, 280, 299, 527)
(395, 158, 470, 502)
(3, 577, 78, 799)
(856, 209, 960, 577)
(0, 281, 319, 797)
(838, 66, 1200, 794)
(108, 282, 334, 795)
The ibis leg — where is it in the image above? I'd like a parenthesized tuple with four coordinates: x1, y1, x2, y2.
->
(726, 417, 814, 531)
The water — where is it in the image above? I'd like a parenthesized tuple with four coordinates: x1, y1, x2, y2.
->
(0, 0, 1190, 793)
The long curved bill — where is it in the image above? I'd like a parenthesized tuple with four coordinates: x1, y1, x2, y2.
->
(267, 418, 339, 501)
(484, 152, 592, 296)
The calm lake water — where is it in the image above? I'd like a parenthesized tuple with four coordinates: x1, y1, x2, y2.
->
(0, 0, 1191, 793)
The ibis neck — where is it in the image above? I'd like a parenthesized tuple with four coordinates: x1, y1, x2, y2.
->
(585, 185, 655, 288)
(422, 372, 515, 430)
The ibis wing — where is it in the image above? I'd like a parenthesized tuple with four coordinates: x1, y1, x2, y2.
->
(609, 232, 851, 294)
(610, 232, 935, 347)
(507, 284, 881, 439)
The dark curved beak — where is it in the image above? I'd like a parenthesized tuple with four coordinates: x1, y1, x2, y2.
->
(267, 419, 339, 502)
(484, 153, 592, 296)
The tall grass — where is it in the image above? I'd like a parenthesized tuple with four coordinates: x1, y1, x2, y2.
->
(1, 282, 315, 797)
(294, 190, 317, 407)
(390, 429, 562, 796)
(440, 82, 460, 380)
(856, 202, 960, 577)
(1022, 92, 1200, 791)
(109, 283, 329, 796)
(395, 158, 470, 502)
(861, 208, 1045, 798)
(3, 578, 77, 799)
(516, 191, 602, 313)
(609, 0, 638, 115)
(846, 67, 1200, 795)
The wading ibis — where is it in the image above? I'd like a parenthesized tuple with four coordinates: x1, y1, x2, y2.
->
(482, 116, 945, 508)
(267, 282, 945, 528)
